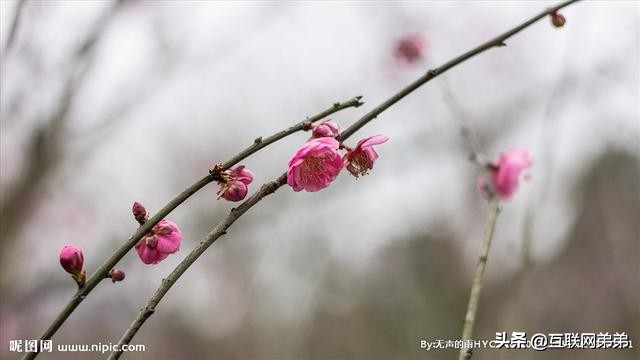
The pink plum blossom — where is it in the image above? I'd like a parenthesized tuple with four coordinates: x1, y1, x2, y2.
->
(311, 120, 341, 139)
(287, 137, 343, 192)
(343, 135, 389, 178)
(135, 219, 182, 264)
(394, 33, 426, 64)
(217, 165, 254, 202)
(483, 148, 533, 200)
(59, 244, 83, 275)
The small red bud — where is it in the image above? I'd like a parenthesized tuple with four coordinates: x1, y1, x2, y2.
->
(132, 201, 148, 225)
(550, 12, 566, 28)
(311, 120, 341, 139)
(59, 244, 86, 287)
(109, 269, 126, 283)
(59, 245, 83, 275)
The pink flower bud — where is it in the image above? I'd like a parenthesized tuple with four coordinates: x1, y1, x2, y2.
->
(550, 12, 566, 28)
(394, 33, 426, 64)
(132, 202, 148, 225)
(135, 219, 182, 265)
(311, 120, 341, 139)
(59, 244, 83, 275)
(217, 165, 254, 202)
(109, 269, 126, 283)
(479, 148, 533, 200)
(287, 137, 343, 192)
(343, 135, 389, 178)
(222, 181, 248, 202)
(230, 165, 254, 185)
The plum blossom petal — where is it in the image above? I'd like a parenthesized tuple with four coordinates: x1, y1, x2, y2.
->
(343, 135, 389, 178)
(287, 137, 343, 192)
(135, 219, 182, 264)
(311, 120, 341, 139)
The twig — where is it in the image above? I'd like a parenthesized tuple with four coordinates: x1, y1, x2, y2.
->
(459, 197, 501, 360)
(1, 0, 27, 59)
(221, 96, 363, 169)
(438, 76, 486, 164)
(109, 3, 581, 356)
(21, 96, 363, 360)
(108, 174, 288, 360)
(338, 0, 580, 141)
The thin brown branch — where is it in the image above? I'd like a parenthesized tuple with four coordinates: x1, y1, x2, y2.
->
(20, 96, 362, 360)
(221, 96, 363, 169)
(438, 77, 486, 165)
(459, 197, 501, 360)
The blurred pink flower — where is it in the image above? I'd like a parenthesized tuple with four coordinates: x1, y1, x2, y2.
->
(59, 244, 84, 275)
(135, 219, 182, 264)
(343, 135, 389, 178)
(287, 137, 343, 192)
(311, 120, 341, 139)
(484, 148, 533, 200)
(394, 33, 426, 64)
(218, 165, 254, 202)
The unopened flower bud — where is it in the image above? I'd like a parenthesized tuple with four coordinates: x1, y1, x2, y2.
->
(550, 12, 566, 28)
(132, 201, 148, 225)
(222, 181, 248, 202)
(311, 120, 341, 139)
(217, 165, 254, 202)
(59, 245, 83, 275)
(109, 269, 126, 283)
(59, 244, 86, 287)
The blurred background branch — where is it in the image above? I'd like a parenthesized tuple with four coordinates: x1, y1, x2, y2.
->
(460, 197, 501, 360)
(0, 0, 26, 58)
(0, 0, 123, 254)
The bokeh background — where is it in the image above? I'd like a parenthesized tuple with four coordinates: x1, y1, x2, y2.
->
(1, 1, 638, 359)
